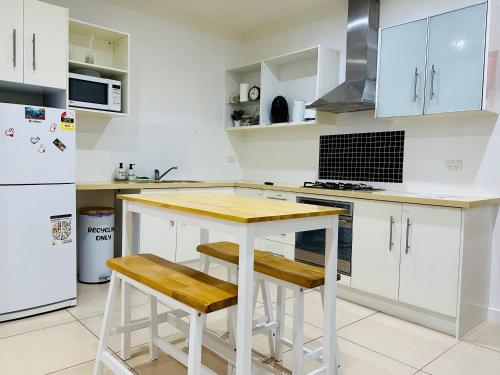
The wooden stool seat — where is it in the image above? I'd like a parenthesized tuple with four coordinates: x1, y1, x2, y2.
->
(197, 241, 340, 289)
(107, 254, 238, 313)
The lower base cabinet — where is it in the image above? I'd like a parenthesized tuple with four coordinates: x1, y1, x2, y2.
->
(399, 205, 461, 317)
(351, 200, 402, 300)
(351, 201, 462, 317)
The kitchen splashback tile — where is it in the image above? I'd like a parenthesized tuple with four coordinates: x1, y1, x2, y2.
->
(319, 131, 405, 183)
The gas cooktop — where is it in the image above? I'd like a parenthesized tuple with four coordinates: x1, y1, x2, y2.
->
(302, 181, 384, 192)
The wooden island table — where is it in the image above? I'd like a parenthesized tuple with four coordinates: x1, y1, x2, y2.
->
(117, 192, 344, 374)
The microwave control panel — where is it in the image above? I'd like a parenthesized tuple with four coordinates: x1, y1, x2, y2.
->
(111, 84, 122, 112)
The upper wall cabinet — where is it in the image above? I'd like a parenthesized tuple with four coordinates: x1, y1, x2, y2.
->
(376, 19, 428, 117)
(24, 0, 68, 90)
(376, 1, 500, 118)
(0, 0, 23, 84)
(0, 0, 67, 90)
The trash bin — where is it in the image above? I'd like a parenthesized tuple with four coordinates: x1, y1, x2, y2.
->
(78, 207, 115, 283)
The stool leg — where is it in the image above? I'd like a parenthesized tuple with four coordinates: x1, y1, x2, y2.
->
(292, 287, 305, 374)
(188, 311, 204, 375)
(227, 305, 237, 375)
(260, 280, 276, 358)
(149, 295, 159, 361)
(200, 254, 210, 274)
(93, 272, 120, 375)
(275, 285, 286, 361)
(320, 286, 342, 374)
(121, 281, 132, 360)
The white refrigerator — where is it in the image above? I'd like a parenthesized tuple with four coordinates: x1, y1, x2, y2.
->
(0, 103, 76, 322)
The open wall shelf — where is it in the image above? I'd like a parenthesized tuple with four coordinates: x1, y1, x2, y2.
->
(68, 19, 130, 117)
(224, 45, 340, 131)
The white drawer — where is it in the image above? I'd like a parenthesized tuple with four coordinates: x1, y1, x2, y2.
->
(256, 238, 295, 260)
(263, 190, 296, 245)
(236, 187, 263, 198)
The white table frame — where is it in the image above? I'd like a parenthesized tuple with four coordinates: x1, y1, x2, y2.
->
(120, 198, 340, 375)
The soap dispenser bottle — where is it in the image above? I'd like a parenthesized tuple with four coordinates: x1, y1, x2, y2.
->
(127, 164, 136, 181)
(116, 163, 126, 181)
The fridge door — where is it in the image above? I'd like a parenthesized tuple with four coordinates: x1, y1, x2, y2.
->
(0, 103, 75, 184)
(0, 184, 76, 315)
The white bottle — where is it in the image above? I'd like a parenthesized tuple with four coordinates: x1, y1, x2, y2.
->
(127, 164, 136, 181)
(116, 163, 126, 181)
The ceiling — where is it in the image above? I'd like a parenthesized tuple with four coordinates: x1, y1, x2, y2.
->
(101, 0, 347, 42)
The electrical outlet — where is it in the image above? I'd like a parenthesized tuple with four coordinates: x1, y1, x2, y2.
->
(226, 155, 236, 164)
(446, 159, 462, 171)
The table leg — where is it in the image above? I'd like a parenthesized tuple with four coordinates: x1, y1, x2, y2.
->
(324, 215, 340, 375)
(235, 225, 255, 375)
(120, 201, 135, 360)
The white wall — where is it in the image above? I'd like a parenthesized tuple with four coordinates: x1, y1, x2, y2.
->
(237, 0, 500, 315)
(46, 0, 244, 182)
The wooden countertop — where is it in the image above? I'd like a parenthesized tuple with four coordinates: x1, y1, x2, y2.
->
(77, 180, 500, 209)
(117, 192, 344, 223)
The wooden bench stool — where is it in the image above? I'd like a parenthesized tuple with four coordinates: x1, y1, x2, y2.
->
(197, 241, 342, 374)
(93, 253, 238, 375)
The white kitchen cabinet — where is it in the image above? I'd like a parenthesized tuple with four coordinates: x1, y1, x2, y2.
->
(236, 187, 263, 198)
(376, 2, 499, 117)
(23, 0, 67, 89)
(139, 189, 177, 261)
(0, 0, 23, 83)
(351, 200, 403, 300)
(176, 187, 235, 262)
(256, 238, 295, 259)
(424, 3, 487, 114)
(399, 204, 462, 317)
(262, 190, 296, 245)
(376, 18, 428, 117)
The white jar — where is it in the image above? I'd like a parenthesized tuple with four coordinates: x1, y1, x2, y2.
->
(240, 83, 250, 102)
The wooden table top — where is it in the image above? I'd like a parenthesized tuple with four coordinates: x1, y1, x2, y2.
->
(117, 192, 344, 223)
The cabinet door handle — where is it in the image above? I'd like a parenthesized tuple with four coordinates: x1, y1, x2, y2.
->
(12, 29, 16, 68)
(267, 197, 287, 201)
(32, 33, 36, 71)
(413, 68, 419, 102)
(430, 64, 436, 99)
(389, 216, 395, 251)
(405, 218, 411, 254)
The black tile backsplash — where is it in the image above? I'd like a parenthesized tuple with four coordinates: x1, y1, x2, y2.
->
(318, 131, 405, 183)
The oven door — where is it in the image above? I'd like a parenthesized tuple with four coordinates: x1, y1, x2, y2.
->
(68, 74, 110, 111)
(295, 217, 352, 275)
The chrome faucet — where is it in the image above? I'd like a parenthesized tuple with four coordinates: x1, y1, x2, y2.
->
(154, 166, 178, 182)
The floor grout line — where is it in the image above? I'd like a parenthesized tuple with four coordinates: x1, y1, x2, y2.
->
(337, 335, 421, 371)
(44, 359, 95, 374)
(0, 319, 77, 341)
(415, 339, 461, 373)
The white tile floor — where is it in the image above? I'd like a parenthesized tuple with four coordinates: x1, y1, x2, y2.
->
(1, 266, 499, 375)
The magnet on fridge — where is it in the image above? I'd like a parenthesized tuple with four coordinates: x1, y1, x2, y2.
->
(4, 128, 14, 137)
(52, 138, 66, 152)
(50, 214, 72, 246)
(25, 106, 45, 122)
(38, 144, 46, 153)
(49, 123, 57, 132)
(60, 112, 75, 131)
(30, 136, 40, 144)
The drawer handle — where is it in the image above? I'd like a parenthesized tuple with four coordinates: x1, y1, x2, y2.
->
(12, 29, 16, 68)
(405, 218, 411, 254)
(413, 68, 419, 102)
(32, 33, 36, 71)
(267, 197, 287, 201)
(389, 216, 394, 251)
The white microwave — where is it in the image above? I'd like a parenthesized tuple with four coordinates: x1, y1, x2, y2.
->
(68, 73, 121, 112)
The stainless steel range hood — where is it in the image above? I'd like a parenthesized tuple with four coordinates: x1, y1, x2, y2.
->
(308, 0, 380, 113)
